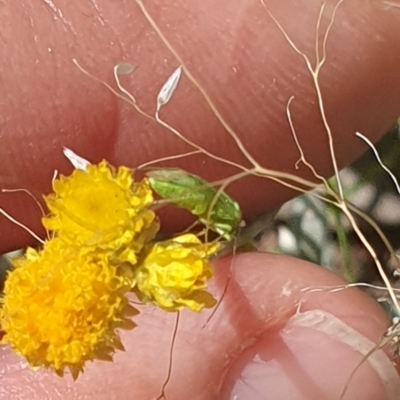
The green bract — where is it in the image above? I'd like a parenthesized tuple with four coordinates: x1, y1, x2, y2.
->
(147, 169, 242, 241)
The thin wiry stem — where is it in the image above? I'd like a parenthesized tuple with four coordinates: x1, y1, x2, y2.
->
(134, 0, 261, 170)
(261, 0, 346, 200)
(156, 311, 180, 400)
(154, 111, 248, 172)
(355, 132, 400, 195)
(136, 150, 202, 170)
(2, 188, 46, 218)
(0, 208, 44, 244)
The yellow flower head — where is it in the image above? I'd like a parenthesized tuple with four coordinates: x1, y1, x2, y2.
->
(42, 161, 159, 265)
(0, 239, 138, 379)
(134, 234, 220, 312)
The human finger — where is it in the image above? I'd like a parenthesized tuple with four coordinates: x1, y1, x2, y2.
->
(1, 0, 400, 251)
(0, 252, 397, 399)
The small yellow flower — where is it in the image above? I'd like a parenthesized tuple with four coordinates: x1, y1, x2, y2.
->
(134, 234, 220, 312)
(0, 238, 138, 379)
(42, 161, 159, 265)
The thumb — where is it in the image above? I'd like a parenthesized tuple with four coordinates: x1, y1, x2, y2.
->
(0, 253, 398, 400)
(218, 253, 399, 400)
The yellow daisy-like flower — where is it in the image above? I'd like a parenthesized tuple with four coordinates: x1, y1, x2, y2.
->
(42, 161, 159, 265)
(0, 238, 138, 379)
(134, 234, 220, 312)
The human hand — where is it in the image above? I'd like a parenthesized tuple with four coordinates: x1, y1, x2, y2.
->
(1, 1, 400, 399)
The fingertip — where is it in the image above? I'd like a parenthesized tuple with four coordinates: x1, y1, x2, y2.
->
(220, 252, 389, 334)
(221, 310, 399, 400)
(214, 253, 399, 399)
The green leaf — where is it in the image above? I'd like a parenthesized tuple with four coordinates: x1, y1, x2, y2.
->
(147, 169, 242, 240)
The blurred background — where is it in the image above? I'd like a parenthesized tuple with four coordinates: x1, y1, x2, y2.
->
(257, 121, 400, 318)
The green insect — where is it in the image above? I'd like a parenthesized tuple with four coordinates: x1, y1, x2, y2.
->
(146, 169, 242, 241)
